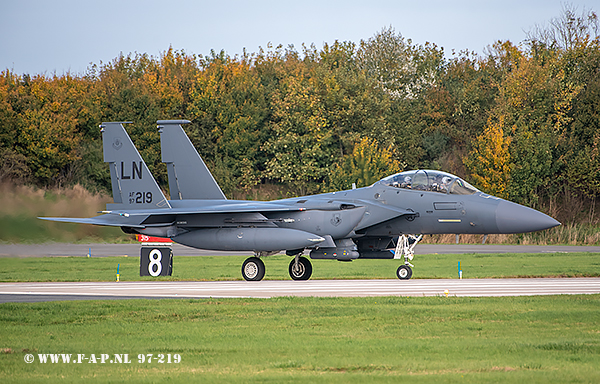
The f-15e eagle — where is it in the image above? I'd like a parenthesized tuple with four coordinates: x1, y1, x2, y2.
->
(40, 120, 560, 281)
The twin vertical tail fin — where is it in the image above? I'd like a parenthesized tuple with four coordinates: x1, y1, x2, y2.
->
(102, 119, 224, 210)
(101, 122, 171, 211)
(158, 120, 226, 200)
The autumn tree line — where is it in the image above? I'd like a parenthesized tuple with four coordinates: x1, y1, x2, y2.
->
(0, 7, 598, 224)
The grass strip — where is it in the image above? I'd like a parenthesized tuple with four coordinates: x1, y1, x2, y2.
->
(1, 295, 599, 383)
(0, 252, 598, 282)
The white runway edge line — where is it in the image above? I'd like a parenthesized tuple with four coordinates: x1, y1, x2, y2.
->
(1, 278, 600, 299)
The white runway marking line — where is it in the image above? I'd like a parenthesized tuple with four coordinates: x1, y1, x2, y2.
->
(1, 278, 600, 299)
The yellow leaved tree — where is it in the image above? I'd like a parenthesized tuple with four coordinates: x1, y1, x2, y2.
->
(465, 116, 512, 198)
(328, 137, 404, 191)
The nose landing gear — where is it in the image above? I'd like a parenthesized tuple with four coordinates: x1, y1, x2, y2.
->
(396, 264, 413, 280)
(394, 234, 422, 280)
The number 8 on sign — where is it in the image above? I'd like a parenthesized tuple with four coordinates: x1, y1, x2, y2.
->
(148, 249, 162, 276)
(140, 247, 172, 277)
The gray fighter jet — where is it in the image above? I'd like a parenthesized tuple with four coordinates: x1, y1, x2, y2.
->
(40, 120, 560, 281)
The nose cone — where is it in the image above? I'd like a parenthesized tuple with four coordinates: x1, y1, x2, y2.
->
(496, 200, 560, 234)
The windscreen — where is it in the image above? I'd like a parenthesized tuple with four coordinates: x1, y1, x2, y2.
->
(380, 170, 478, 195)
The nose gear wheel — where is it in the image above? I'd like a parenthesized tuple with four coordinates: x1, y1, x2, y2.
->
(396, 264, 413, 280)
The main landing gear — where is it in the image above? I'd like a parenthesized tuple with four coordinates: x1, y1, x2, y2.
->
(241, 257, 265, 281)
(394, 234, 423, 280)
(241, 234, 423, 281)
(241, 253, 314, 281)
(289, 255, 312, 280)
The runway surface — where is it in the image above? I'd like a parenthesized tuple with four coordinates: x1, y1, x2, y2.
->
(1, 243, 599, 258)
(1, 278, 599, 302)
(1, 243, 598, 302)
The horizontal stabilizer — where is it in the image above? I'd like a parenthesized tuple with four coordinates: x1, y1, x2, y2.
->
(38, 212, 153, 228)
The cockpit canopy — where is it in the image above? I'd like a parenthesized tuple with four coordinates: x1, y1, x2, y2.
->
(380, 170, 479, 195)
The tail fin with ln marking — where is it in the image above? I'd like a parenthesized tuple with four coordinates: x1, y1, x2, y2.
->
(158, 120, 226, 200)
(102, 122, 171, 211)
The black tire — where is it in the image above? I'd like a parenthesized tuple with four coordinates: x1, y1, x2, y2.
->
(396, 265, 413, 280)
(289, 257, 312, 281)
(242, 257, 265, 281)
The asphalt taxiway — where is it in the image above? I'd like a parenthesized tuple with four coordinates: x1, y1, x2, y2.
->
(1, 278, 600, 303)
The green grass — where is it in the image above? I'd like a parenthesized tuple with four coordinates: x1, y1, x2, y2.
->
(0, 252, 598, 282)
(1, 252, 599, 382)
(1, 295, 599, 383)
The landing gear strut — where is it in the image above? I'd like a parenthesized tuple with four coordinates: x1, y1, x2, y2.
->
(394, 234, 422, 280)
(289, 255, 312, 280)
(242, 257, 265, 281)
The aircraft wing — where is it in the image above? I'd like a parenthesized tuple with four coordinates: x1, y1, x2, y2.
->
(104, 202, 312, 217)
(38, 202, 313, 229)
(40, 199, 414, 231)
(169, 203, 308, 214)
